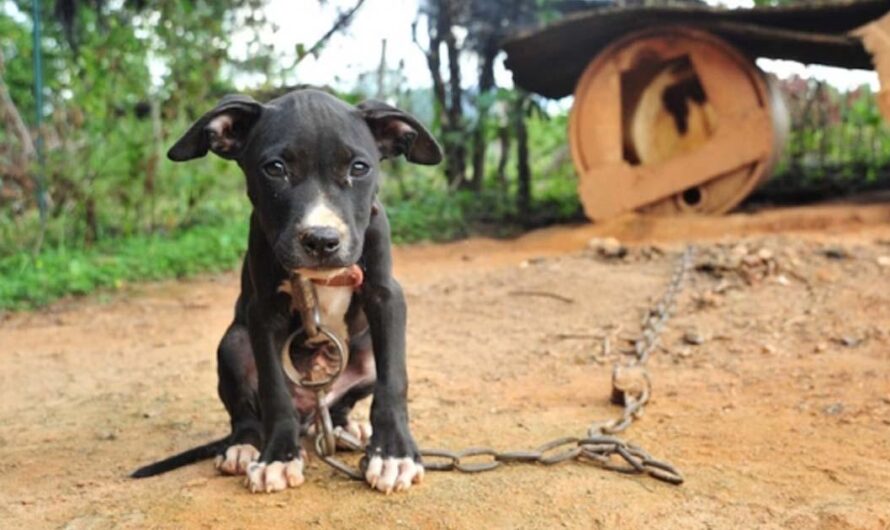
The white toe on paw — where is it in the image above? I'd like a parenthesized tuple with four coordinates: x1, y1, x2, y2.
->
(351, 421, 373, 443)
(215, 444, 260, 475)
(245, 458, 304, 493)
(364, 456, 423, 494)
(337, 420, 373, 448)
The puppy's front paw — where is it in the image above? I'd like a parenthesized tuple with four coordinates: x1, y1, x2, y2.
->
(364, 454, 424, 494)
(364, 417, 423, 494)
(215, 444, 259, 476)
(246, 458, 304, 493)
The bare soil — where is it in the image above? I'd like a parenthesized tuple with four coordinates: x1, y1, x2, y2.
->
(2, 202, 890, 530)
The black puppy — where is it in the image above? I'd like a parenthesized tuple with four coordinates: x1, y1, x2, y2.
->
(131, 89, 442, 494)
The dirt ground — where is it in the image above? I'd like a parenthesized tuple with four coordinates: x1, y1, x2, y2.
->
(2, 201, 890, 530)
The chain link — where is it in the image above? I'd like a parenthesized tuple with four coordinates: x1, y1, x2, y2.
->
(310, 246, 696, 486)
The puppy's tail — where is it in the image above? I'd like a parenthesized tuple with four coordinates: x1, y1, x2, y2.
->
(130, 436, 230, 478)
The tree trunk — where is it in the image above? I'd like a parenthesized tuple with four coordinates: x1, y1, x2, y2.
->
(514, 93, 531, 218)
(376, 39, 387, 99)
(415, 0, 466, 188)
(496, 124, 510, 191)
(441, 0, 466, 189)
(85, 196, 98, 244)
(469, 38, 498, 191)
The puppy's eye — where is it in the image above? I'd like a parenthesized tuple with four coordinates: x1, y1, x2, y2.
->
(350, 161, 370, 178)
(263, 161, 287, 178)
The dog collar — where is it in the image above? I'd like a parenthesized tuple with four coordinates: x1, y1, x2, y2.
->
(294, 264, 364, 290)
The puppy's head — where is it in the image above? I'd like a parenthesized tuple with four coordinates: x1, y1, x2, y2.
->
(167, 89, 442, 271)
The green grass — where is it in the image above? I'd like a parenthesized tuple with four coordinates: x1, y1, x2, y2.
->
(386, 190, 470, 244)
(0, 199, 477, 311)
(0, 186, 583, 311)
(0, 201, 472, 311)
(0, 218, 248, 310)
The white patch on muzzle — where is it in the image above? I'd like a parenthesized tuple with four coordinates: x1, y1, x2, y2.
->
(302, 199, 349, 250)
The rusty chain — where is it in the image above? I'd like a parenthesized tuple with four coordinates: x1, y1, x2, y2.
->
(302, 245, 696, 486)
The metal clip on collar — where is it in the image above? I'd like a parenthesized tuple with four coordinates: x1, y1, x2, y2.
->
(295, 275, 320, 339)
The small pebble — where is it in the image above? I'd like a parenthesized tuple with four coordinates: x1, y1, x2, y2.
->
(683, 330, 706, 345)
(839, 336, 861, 348)
(587, 237, 627, 259)
(822, 247, 848, 260)
(824, 403, 844, 416)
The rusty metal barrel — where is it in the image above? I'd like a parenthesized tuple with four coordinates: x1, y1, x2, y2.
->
(569, 27, 788, 220)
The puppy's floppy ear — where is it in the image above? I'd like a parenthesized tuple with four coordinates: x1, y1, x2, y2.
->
(357, 100, 443, 165)
(168, 95, 264, 162)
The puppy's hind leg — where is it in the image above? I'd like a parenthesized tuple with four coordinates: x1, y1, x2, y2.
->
(330, 384, 375, 449)
(215, 320, 263, 475)
(327, 338, 376, 449)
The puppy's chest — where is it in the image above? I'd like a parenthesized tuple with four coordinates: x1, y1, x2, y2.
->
(312, 284, 354, 339)
(281, 283, 375, 416)
(278, 279, 357, 340)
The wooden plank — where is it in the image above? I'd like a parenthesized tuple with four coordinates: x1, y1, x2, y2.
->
(688, 42, 764, 118)
(573, 57, 624, 168)
(877, 89, 890, 121)
(579, 111, 770, 220)
(852, 12, 890, 121)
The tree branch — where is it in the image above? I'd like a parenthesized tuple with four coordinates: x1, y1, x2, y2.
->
(412, 15, 447, 113)
(290, 0, 367, 68)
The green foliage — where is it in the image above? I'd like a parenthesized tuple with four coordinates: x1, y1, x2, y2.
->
(766, 80, 890, 195)
(0, 114, 247, 256)
(381, 109, 581, 243)
(0, 11, 41, 118)
(0, 217, 248, 310)
(0, 0, 267, 309)
(0, 0, 256, 249)
(525, 112, 581, 217)
(0, 1, 568, 310)
(0, 104, 582, 310)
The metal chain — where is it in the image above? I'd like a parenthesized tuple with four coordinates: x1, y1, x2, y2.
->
(311, 245, 696, 486)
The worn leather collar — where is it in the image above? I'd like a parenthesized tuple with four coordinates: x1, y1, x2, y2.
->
(300, 264, 364, 289)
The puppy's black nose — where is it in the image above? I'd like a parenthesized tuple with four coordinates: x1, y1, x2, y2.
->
(300, 227, 341, 257)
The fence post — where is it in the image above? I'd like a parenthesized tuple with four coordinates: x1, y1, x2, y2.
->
(32, 0, 48, 249)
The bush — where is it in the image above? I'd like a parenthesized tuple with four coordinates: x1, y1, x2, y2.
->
(0, 218, 247, 310)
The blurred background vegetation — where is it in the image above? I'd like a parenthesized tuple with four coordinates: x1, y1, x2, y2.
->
(1, 0, 889, 309)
